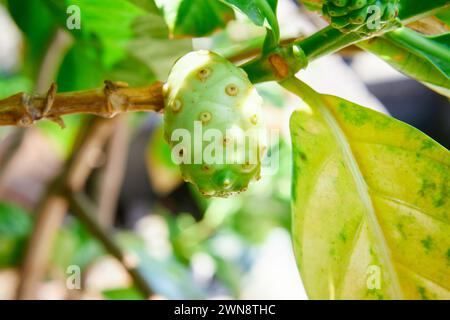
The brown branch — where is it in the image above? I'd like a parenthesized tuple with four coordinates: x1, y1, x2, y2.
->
(96, 115, 130, 228)
(0, 81, 165, 128)
(0, 128, 26, 179)
(16, 193, 68, 299)
(67, 191, 153, 298)
(17, 118, 118, 299)
(17, 117, 155, 299)
(34, 29, 73, 94)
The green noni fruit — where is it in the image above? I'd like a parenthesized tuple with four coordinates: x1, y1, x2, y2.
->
(163, 50, 267, 197)
(323, 0, 400, 35)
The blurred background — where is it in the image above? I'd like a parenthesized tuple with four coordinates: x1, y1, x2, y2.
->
(0, 0, 448, 300)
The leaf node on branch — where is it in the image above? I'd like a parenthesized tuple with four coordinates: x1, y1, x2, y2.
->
(0, 81, 165, 128)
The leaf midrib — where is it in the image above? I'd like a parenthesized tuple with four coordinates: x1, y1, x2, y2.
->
(282, 77, 406, 299)
(318, 99, 404, 299)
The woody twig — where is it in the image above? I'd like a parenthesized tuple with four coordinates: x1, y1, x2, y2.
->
(0, 80, 165, 127)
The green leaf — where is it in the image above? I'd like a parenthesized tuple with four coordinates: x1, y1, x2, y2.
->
(107, 55, 157, 86)
(262, 26, 278, 53)
(436, 7, 450, 26)
(156, 0, 235, 37)
(127, 37, 192, 81)
(102, 287, 145, 300)
(7, 0, 58, 79)
(132, 12, 170, 38)
(283, 77, 450, 300)
(45, 0, 146, 65)
(358, 28, 450, 98)
(299, 0, 322, 11)
(128, 13, 192, 80)
(0, 203, 32, 267)
(222, 0, 279, 43)
(41, 0, 183, 86)
(397, 0, 450, 22)
(42, 0, 163, 89)
(0, 75, 33, 99)
(128, 0, 160, 14)
(56, 39, 105, 91)
(385, 28, 450, 77)
(51, 218, 103, 270)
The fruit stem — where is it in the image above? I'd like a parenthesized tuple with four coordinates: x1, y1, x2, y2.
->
(242, 0, 449, 83)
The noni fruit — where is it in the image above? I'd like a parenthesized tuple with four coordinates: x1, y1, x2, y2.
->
(163, 50, 267, 197)
(323, 0, 400, 35)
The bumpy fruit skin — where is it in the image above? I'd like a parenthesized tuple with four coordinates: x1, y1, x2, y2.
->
(322, 0, 400, 35)
(163, 50, 267, 197)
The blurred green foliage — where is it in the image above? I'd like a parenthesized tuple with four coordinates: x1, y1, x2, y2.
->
(157, 0, 235, 37)
(0, 0, 293, 299)
(0, 203, 32, 267)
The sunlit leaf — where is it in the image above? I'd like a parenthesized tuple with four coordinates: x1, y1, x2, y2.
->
(222, 0, 279, 44)
(43, 0, 164, 88)
(155, 0, 234, 37)
(42, 0, 188, 85)
(57, 40, 105, 91)
(106, 55, 156, 86)
(129, 0, 160, 14)
(283, 77, 450, 300)
(129, 13, 192, 80)
(45, 0, 146, 66)
(7, 0, 57, 78)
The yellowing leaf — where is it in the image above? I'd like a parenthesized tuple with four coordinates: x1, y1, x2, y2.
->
(282, 77, 450, 300)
